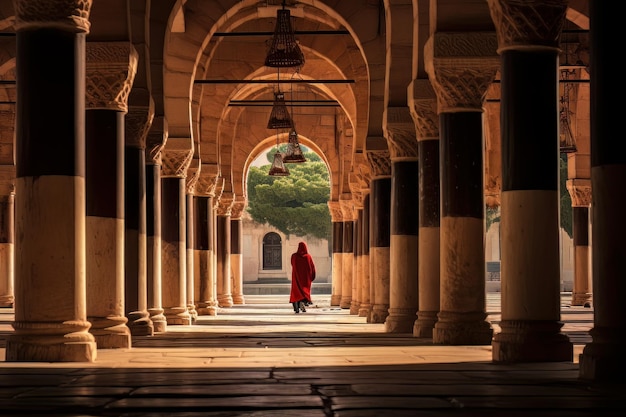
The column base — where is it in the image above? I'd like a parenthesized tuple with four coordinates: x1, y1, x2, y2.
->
(385, 308, 418, 333)
(349, 301, 360, 315)
(197, 301, 219, 316)
(433, 311, 492, 345)
(164, 306, 192, 325)
(218, 295, 234, 308)
(128, 311, 155, 336)
(492, 320, 573, 362)
(579, 326, 626, 382)
(148, 308, 167, 333)
(6, 322, 96, 362)
(358, 303, 371, 318)
(187, 305, 198, 323)
(330, 294, 341, 306)
(571, 292, 592, 307)
(339, 296, 352, 309)
(413, 310, 438, 338)
(232, 294, 245, 305)
(369, 304, 389, 324)
(0, 295, 14, 307)
(88, 316, 131, 348)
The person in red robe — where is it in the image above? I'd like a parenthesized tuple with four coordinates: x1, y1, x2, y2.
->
(289, 241, 316, 313)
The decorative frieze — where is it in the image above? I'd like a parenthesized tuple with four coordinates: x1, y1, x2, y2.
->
(566, 179, 591, 207)
(384, 107, 418, 161)
(14, 0, 92, 32)
(488, 0, 568, 52)
(86, 42, 138, 112)
(424, 32, 499, 113)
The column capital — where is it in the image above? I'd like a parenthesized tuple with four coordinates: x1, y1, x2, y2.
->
(14, 0, 92, 33)
(488, 0, 568, 52)
(185, 159, 201, 194)
(339, 194, 356, 221)
(365, 149, 391, 179)
(86, 42, 138, 112)
(216, 192, 234, 216)
(230, 198, 246, 220)
(125, 99, 155, 149)
(161, 138, 193, 178)
(425, 32, 499, 113)
(566, 178, 591, 207)
(383, 107, 418, 161)
(409, 79, 440, 141)
(327, 200, 343, 222)
(195, 163, 220, 197)
(146, 116, 167, 165)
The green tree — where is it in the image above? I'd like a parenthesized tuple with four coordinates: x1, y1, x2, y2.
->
(247, 153, 331, 240)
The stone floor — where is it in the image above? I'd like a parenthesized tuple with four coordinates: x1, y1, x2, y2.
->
(0, 293, 623, 416)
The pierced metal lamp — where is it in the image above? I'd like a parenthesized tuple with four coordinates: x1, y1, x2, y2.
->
(265, 0, 305, 68)
(267, 91, 293, 129)
(283, 127, 306, 163)
(268, 132, 290, 176)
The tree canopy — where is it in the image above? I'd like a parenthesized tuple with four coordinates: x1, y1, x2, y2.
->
(247, 146, 331, 240)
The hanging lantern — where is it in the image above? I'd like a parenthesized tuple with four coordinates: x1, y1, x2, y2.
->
(267, 91, 293, 129)
(268, 151, 290, 176)
(283, 127, 306, 163)
(265, 2, 305, 68)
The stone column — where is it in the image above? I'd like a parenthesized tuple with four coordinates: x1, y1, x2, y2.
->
(358, 193, 371, 318)
(125, 97, 155, 337)
(230, 198, 246, 305)
(567, 180, 592, 307)
(328, 200, 343, 306)
(145, 117, 167, 332)
(489, 0, 573, 361)
(160, 140, 193, 325)
(339, 196, 354, 309)
(350, 202, 362, 315)
(580, 0, 626, 381)
(409, 80, 441, 338)
(366, 143, 391, 324)
(7, 0, 97, 362)
(194, 164, 219, 316)
(185, 160, 200, 322)
(425, 32, 497, 345)
(384, 107, 419, 334)
(0, 110, 15, 308)
(84, 42, 137, 346)
(216, 192, 234, 307)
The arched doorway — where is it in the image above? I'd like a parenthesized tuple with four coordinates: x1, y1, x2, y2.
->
(262, 232, 283, 271)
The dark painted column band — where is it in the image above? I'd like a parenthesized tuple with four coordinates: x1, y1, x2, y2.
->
(419, 139, 440, 227)
(355, 214, 361, 257)
(573, 207, 589, 246)
(501, 50, 558, 191)
(194, 196, 209, 250)
(371, 177, 391, 247)
(0, 195, 14, 244)
(231, 219, 242, 255)
(343, 221, 354, 253)
(440, 112, 483, 218)
(146, 164, 159, 238)
(362, 195, 370, 256)
(161, 177, 181, 243)
(332, 222, 343, 253)
(16, 29, 86, 178)
(86, 110, 124, 219)
(125, 147, 144, 230)
(391, 160, 419, 235)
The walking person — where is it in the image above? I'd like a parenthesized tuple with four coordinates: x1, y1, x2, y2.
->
(289, 241, 316, 313)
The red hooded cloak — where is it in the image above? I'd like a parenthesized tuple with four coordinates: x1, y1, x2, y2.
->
(289, 241, 316, 304)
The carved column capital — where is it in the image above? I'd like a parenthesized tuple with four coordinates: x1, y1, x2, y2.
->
(14, 0, 92, 32)
(327, 200, 343, 222)
(566, 179, 591, 207)
(230, 198, 246, 220)
(383, 107, 418, 161)
(161, 138, 193, 178)
(488, 0, 568, 52)
(125, 99, 154, 149)
(185, 159, 201, 194)
(86, 42, 138, 112)
(216, 192, 234, 216)
(425, 32, 499, 113)
(409, 79, 440, 141)
(339, 194, 356, 221)
(146, 116, 167, 165)
(195, 163, 220, 197)
(366, 149, 391, 179)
